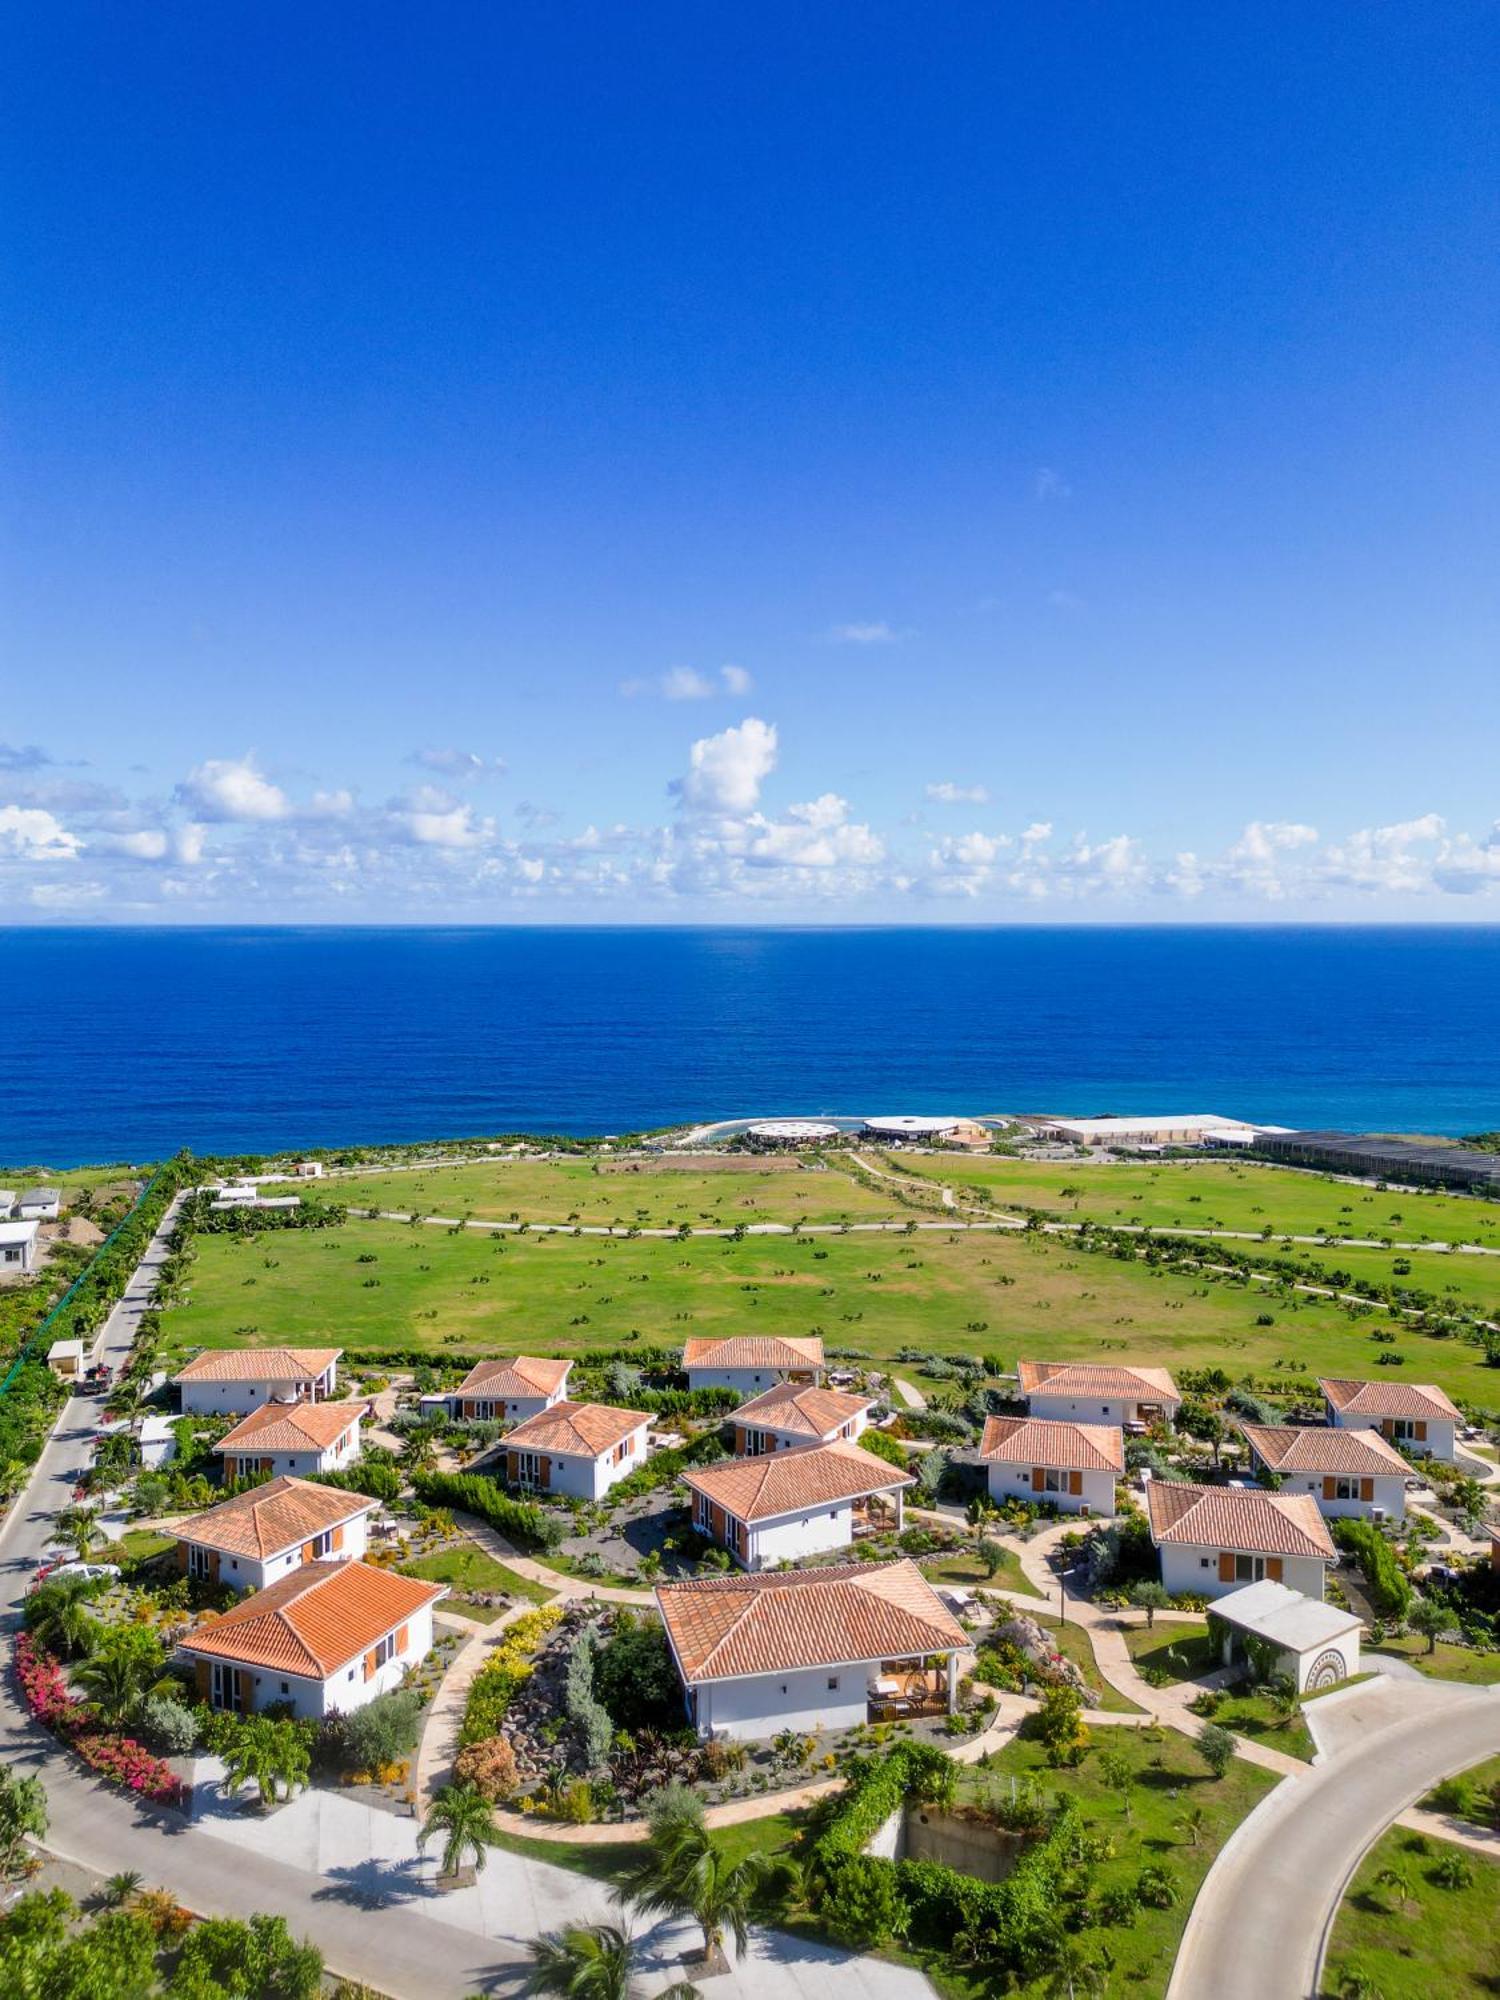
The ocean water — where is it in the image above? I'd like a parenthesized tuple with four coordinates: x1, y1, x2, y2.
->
(2, 925, 1498, 1165)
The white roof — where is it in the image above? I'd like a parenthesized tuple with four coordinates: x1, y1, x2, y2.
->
(1211, 1579, 1361, 1654)
(48, 1339, 85, 1361)
(0, 1220, 39, 1246)
(747, 1120, 842, 1140)
(1036, 1113, 1255, 1140)
(863, 1114, 961, 1135)
(138, 1415, 177, 1442)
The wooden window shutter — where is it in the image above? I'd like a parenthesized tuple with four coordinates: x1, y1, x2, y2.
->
(1414, 1421, 1427, 1441)
(1266, 1557, 1284, 1582)
(331, 1524, 344, 1551)
(1031, 1465, 1046, 1492)
(1218, 1552, 1235, 1583)
(506, 1450, 518, 1483)
(733, 1427, 746, 1455)
(1359, 1477, 1374, 1502)
(1068, 1470, 1083, 1496)
(302, 1541, 317, 1563)
(1322, 1476, 1336, 1501)
(395, 1624, 409, 1653)
(540, 1456, 551, 1488)
(176, 1541, 191, 1573)
(194, 1658, 212, 1700)
(363, 1649, 378, 1682)
(1380, 1419, 1394, 1438)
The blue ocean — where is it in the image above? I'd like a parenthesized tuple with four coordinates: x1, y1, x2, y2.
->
(3, 926, 1498, 1165)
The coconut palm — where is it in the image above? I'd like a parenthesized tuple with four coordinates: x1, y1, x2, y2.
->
(57, 1504, 102, 1562)
(527, 1921, 701, 2000)
(1173, 1806, 1209, 1849)
(418, 1781, 495, 1879)
(73, 1646, 158, 1727)
(616, 1816, 769, 1968)
(25, 1574, 104, 1660)
(1042, 1941, 1107, 2000)
(221, 1716, 311, 1808)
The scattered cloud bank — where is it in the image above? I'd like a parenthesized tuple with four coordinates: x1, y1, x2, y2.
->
(621, 664, 752, 700)
(3, 726, 1497, 919)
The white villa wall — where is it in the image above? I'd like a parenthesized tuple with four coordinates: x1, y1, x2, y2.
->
(1217, 1621, 1360, 1694)
(745, 1500, 856, 1569)
(181, 1363, 339, 1418)
(692, 1661, 874, 1741)
(532, 1426, 649, 1501)
(1326, 1409, 1455, 1462)
(1271, 1469, 1407, 1524)
(225, 1422, 361, 1483)
(1160, 1544, 1327, 1601)
(1028, 1391, 1169, 1427)
(985, 1462, 1116, 1516)
(753, 1407, 869, 1451)
(202, 1510, 370, 1593)
(455, 1386, 565, 1424)
(687, 1366, 819, 1397)
(210, 1605, 436, 1720)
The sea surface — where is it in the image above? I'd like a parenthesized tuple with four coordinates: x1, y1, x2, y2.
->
(3, 925, 1499, 1165)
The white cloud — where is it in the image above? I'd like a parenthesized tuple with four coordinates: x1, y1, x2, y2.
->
(1319, 814, 1444, 895)
(412, 748, 507, 780)
(1034, 467, 1073, 502)
(390, 787, 495, 850)
(177, 755, 289, 823)
(676, 717, 778, 816)
(828, 622, 901, 646)
(101, 828, 170, 861)
(0, 804, 80, 861)
(926, 781, 990, 806)
(720, 664, 752, 695)
(622, 664, 753, 701)
(745, 795, 884, 870)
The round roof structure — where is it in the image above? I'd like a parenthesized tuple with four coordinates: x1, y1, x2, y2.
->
(862, 1114, 962, 1137)
(746, 1119, 842, 1143)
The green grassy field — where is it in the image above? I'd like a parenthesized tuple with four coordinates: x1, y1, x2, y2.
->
(1121, 1626, 1315, 1759)
(398, 1541, 554, 1612)
(323, 1154, 901, 1228)
(159, 1211, 1500, 1402)
(896, 1155, 1500, 1248)
(1370, 1634, 1500, 1686)
(1322, 1822, 1500, 1998)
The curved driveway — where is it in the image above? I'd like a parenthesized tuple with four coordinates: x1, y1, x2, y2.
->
(1168, 1679, 1500, 2000)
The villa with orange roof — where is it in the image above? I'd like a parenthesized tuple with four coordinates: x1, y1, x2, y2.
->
(213, 1399, 363, 1481)
(499, 1400, 651, 1500)
(178, 1561, 444, 1720)
(173, 1476, 378, 1591)
(172, 1346, 342, 1417)
(1320, 1377, 1462, 1462)
(1145, 1477, 1336, 1600)
(1240, 1423, 1410, 1523)
(655, 1558, 966, 1740)
(727, 1381, 874, 1456)
(682, 1439, 912, 1569)
(444, 1354, 572, 1424)
(1018, 1359, 1181, 1428)
(978, 1415, 1123, 1516)
(682, 1334, 823, 1397)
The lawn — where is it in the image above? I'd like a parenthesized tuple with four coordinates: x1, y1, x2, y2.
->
(1121, 1625, 1315, 1760)
(895, 1155, 1500, 1247)
(937, 1727, 1279, 1999)
(1422, 1751, 1500, 1830)
(1029, 1611, 1144, 1714)
(398, 1540, 554, 1612)
(484, 1807, 804, 1883)
(323, 1154, 901, 1229)
(1322, 1822, 1500, 1999)
(158, 1210, 1500, 1403)
(919, 1544, 1044, 1600)
(1369, 1633, 1500, 1685)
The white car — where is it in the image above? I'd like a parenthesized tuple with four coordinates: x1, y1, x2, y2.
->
(44, 1561, 121, 1584)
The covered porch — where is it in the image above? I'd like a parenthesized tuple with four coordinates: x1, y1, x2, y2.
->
(851, 1486, 906, 1538)
(867, 1652, 958, 1721)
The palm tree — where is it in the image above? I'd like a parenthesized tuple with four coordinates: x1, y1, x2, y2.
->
(418, 1781, 495, 1880)
(101, 1870, 143, 1910)
(617, 1818, 769, 1969)
(57, 1504, 102, 1562)
(527, 1921, 701, 2000)
(1173, 1806, 1209, 1849)
(1408, 1599, 1448, 1655)
(25, 1574, 104, 1660)
(221, 1716, 311, 1808)
(1042, 1939, 1106, 2000)
(1374, 1864, 1414, 1913)
(73, 1647, 155, 1728)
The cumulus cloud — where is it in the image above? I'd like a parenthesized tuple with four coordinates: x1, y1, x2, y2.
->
(176, 755, 290, 823)
(0, 804, 80, 861)
(411, 749, 507, 781)
(745, 795, 884, 870)
(676, 717, 778, 816)
(926, 781, 991, 806)
(389, 786, 496, 850)
(621, 664, 753, 701)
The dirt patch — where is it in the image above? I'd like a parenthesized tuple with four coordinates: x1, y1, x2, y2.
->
(57, 1217, 105, 1246)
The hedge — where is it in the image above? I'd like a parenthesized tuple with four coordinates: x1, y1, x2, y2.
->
(1332, 1517, 1413, 1620)
(411, 1469, 566, 1549)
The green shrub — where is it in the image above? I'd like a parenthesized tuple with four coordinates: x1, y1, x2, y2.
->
(337, 1688, 424, 1772)
(820, 1855, 910, 1947)
(139, 1694, 199, 1756)
(1332, 1518, 1412, 1620)
(590, 1614, 682, 1734)
(411, 1469, 565, 1549)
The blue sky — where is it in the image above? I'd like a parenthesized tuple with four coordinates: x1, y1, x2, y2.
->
(2, 4, 1496, 921)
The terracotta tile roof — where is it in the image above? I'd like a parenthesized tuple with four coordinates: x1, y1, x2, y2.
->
(730, 1383, 874, 1440)
(1319, 1378, 1462, 1422)
(454, 1355, 571, 1399)
(503, 1399, 649, 1458)
(978, 1415, 1124, 1474)
(213, 1400, 364, 1456)
(181, 1561, 443, 1678)
(1145, 1479, 1335, 1560)
(681, 1335, 825, 1372)
(175, 1476, 376, 1559)
(1017, 1359, 1181, 1405)
(173, 1346, 341, 1385)
(657, 1558, 965, 1683)
(1240, 1423, 1410, 1477)
(683, 1438, 912, 1522)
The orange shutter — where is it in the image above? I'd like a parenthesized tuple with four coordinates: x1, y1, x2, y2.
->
(363, 1649, 378, 1681)
(395, 1623, 409, 1654)
(506, 1450, 519, 1483)
(176, 1541, 191, 1573)
(1031, 1466, 1046, 1492)
(236, 1670, 253, 1710)
(302, 1541, 317, 1563)
(209, 1550, 221, 1582)
(331, 1524, 344, 1551)
(733, 1427, 746, 1455)
(1068, 1470, 1083, 1496)
(1414, 1421, 1427, 1441)
(1380, 1419, 1394, 1439)
(1266, 1557, 1284, 1582)
(1218, 1552, 1235, 1583)
(1359, 1478, 1373, 1503)
(1322, 1476, 1336, 1501)
(194, 1658, 212, 1700)
(539, 1456, 551, 1488)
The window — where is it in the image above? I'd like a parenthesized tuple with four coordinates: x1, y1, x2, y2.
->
(1233, 1554, 1266, 1583)
(311, 1530, 334, 1558)
(1391, 1420, 1418, 1442)
(1331, 1477, 1359, 1501)
(188, 1545, 212, 1580)
(372, 1633, 397, 1670)
(744, 1430, 768, 1457)
(1040, 1468, 1066, 1494)
(827, 1676, 840, 1691)
(210, 1662, 245, 1713)
(726, 1516, 744, 1553)
(516, 1451, 542, 1487)
(696, 1495, 711, 1531)
(279, 1682, 289, 1696)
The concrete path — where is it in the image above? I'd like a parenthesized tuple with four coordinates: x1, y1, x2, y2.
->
(1168, 1679, 1500, 2000)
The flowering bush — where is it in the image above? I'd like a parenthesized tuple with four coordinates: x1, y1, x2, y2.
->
(460, 1605, 563, 1745)
(13, 1634, 187, 1810)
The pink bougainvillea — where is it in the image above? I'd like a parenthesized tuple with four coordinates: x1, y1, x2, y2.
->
(13, 1634, 187, 1810)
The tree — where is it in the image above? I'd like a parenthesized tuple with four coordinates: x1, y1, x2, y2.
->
(171, 1912, 323, 1999)
(1041, 1940, 1106, 2000)
(616, 1816, 770, 1967)
(1034, 1684, 1090, 1767)
(1173, 1805, 1208, 1849)
(220, 1716, 311, 1809)
(527, 1921, 701, 2000)
(1408, 1599, 1449, 1655)
(1129, 1580, 1172, 1630)
(25, 1574, 104, 1660)
(0, 1768, 47, 1877)
(975, 1537, 1007, 1580)
(100, 1872, 142, 1910)
(1374, 1864, 1414, 1913)
(57, 1505, 102, 1563)
(418, 1781, 495, 1879)
(915, 1448, 949, 1502)
(1097, 1747, 1135, 1821)
(72, 1640, 162, 1729)
(1196, 1723, 1236, 1780)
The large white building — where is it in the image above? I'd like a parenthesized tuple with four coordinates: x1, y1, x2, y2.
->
(499, 1400, 651, 1501)
(1240, 1423, 1410, 1524)
(445, 1355, 572, 1424)
(1145, 1478, 1336, 1600)
(179, 1561, 444, 1720)
(656, 1558, 967, 1742)
(1320, 1378, 1461, 1463)
(978, 1415, 1122, 1516)
(683, 1438, 911, 1569)
(173, 1347, 342, 1418)
(1018, 1359, 1181, 1429)
(1027, 1113, 1265, 1148)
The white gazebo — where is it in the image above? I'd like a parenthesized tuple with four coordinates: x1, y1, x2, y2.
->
(1209, 1579, 1362, 1693)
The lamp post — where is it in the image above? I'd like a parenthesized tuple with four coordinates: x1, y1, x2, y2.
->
(1058, 1564, 1079, 1627)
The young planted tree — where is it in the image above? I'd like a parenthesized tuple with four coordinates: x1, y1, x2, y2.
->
(1128, 1580, 1172, 1630)
(1407, 1598, 1449, 1655)
(24, 1575, 104, 1660)
(221, 1716, 311, 1809)
(1196, 1722, 1237, 1780)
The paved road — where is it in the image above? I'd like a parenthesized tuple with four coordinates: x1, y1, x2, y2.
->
(1168, 1680, 1500, 2000)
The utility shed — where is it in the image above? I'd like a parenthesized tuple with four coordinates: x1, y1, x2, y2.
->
(1209, 1579, 1362, 1693)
